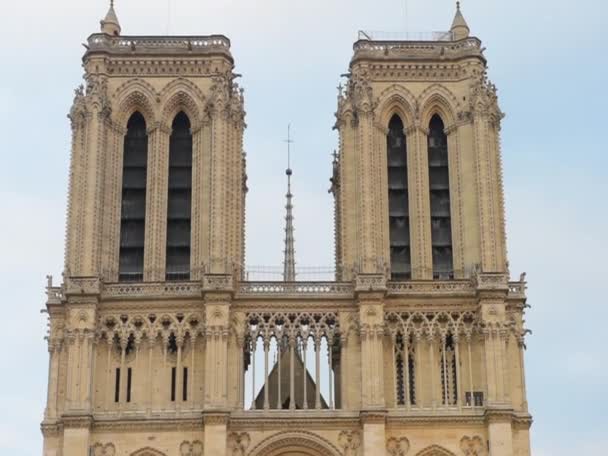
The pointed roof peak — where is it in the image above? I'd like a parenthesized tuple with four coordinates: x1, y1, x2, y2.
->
(101, 0, 121, 36)
(451, 1, 470, 40)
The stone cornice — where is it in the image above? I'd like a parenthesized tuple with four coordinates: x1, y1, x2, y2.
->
(229, 410, 361, 430)
(85, 34, 233, 63)
(61, 413, 94, 429)
(360, 410, 387, 424)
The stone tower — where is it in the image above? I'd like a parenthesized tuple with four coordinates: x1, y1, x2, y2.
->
(42, 4, 531, 456)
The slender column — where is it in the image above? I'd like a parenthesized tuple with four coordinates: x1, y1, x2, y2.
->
(147, 339, 154, 414)
(502, 331, 511, 403)
(105, 340, 112, 410)
(237, 337, 245, 409)
(302, 338, 308, 409)
(339, 335, 347, 410)
(65, 334, 76, 408)
(429, 335, 436, 408)
(404, 333, 410, 409)
(263, 338, 270, 410)
(176, 339, 183, 409)
(391, 335, 397, 407)
(85, 334, 95, 408)
(518, 339, 528, 411)
(455, 336, 462, 408)
(45, 342, 59, 419)
(201, 338, 206, 409)
(442, 336, 448, 406)
(415, 335, 423, 408)
(289, 336, 295, 410)
(277, 339, 282, 409)
(315, 337, 321, 409)
(467, 336, 474, 407)
(77, 333, 85, 407)
(119, 343, 126, 407)
(250, 339, 256, 410)
(190, 338, 195, 407)
(328, 337, 334, 409)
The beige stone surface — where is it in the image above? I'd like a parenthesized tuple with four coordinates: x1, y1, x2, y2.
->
(41, 4, 532, 456)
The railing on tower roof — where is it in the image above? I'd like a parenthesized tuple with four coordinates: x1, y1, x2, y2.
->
(85, 33, 232, 58)
(352, 30, 484, 63)
(357, 30, 455, 42)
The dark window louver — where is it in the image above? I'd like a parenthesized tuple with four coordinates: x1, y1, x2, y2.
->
(166, 112, 192, 281)
(428, 115, 453, 279)
(119, 112, 148, 282)
(387, 115, 411, 280)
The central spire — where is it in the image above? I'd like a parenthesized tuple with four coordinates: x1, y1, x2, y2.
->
(282, 124, 296, 282)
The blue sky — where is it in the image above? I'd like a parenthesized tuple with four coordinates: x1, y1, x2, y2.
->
(0, 0, 606, 454)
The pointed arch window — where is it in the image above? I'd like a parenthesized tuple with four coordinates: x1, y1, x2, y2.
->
(428, 115, 453, 279)
(119, 112, 148, 282)
(166, 112, 192, 281)
(387, 115, 411, 280)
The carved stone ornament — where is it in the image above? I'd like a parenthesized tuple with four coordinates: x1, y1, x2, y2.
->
(92, 443, 116, 456)
(387, 436, 410, 456)
(180, 440, 203, 456)
(338, 430, 361, 456)
(227, 432, 251, 456)
(460, 435, 485, 456)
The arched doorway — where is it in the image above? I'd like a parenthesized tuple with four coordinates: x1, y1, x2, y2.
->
(248, 431, 341, 456)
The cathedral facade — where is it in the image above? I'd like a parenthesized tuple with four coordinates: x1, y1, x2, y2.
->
(41, 3, 532, 456)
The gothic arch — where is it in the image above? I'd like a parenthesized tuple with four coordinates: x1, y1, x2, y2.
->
(247, 431, 342, 456)
(418, 84, 459, 130)
(415, 445, 456, 456)
(377, 84, 418, 128)
(160, 79, 204, 131)
(113, 79, 158, 129)
(130, 448, 167, 456)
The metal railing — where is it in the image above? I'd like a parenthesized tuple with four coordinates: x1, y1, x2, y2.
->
(358, 30, 454, 42)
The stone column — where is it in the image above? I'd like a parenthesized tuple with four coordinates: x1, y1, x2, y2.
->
(356, 276, 386, 409)
(487, 413, 514, 456)
(144, 123, 171, 281)
(203, 413, 228, 456)
(44, 340, 62, 420)
(408, 124, 434, 280)
(476, 273, 509, 407)
(202, 275, 233, 408)
(62, 417, 93, 456)
(361, 412, 386, 456)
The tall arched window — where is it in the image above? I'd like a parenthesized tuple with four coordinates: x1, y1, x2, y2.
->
(119, 112, 148, 282)
(387, 114, 411, 280)
(166, 112, 192, 280)
(428, 115, 453, 279)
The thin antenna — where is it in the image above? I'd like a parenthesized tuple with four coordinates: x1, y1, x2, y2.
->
(285, 124, 293, 172)
(110, 0, 114, 7)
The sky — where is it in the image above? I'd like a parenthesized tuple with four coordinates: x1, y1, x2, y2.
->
(0, 0, 606, 454)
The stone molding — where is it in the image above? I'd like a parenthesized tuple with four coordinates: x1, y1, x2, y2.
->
(248, 431, 343, 456)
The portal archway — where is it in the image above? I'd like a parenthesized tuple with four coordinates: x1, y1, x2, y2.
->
(247, 431, 341, 456)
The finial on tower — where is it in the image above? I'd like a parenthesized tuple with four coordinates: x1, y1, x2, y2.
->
(101, 0, 121, 36)
(451, 1, 470, 40)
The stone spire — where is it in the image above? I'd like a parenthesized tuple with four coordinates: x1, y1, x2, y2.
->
(282, 125, 296, 282)
(450, 2, 470, 40)
(100, 0, 121, 36)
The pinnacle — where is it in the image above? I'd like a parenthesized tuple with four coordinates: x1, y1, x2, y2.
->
(450, 1, 470, 40)
(100, 0, 121, 36)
